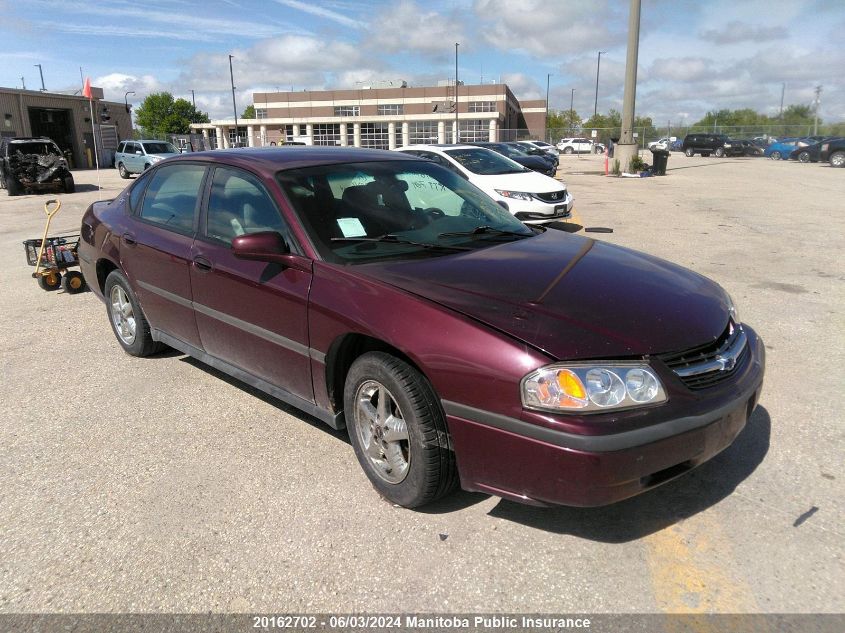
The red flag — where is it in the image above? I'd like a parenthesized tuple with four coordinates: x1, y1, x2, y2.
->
(82, 77, 92, 99)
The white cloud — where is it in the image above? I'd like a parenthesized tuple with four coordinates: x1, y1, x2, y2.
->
(365, 0, 465, 56)
(273, 0, 364, 29)
(700, 21, 787, 44)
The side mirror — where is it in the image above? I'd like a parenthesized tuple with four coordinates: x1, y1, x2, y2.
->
(231, 231, 310, 272)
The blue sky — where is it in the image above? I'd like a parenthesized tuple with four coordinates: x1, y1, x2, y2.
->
(1, 0, 843, 125)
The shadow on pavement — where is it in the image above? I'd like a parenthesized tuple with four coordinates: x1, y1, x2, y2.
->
(487, 406, 771, 542)
(666, 159, 745, 171)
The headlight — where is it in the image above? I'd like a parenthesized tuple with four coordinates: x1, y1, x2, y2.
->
(521, 363, 667, 413)
(495, 189, 533, 201)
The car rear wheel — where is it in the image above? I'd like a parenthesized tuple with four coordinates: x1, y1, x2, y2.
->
(563, 147, 573, 154)
(798, 151, 811, 163)
(344, 352, 457, 508)
(684, 148, 694, 157)
(714, 147, 725, 157)
(118, 163, 130, 179)
(770, 151, 782, 160)
(104, 270, 163, 357)
(830, 151, 845, 167)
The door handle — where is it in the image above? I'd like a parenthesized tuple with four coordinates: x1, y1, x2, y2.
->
(192, 256, 212, 272)
(121, 232, 136, 246)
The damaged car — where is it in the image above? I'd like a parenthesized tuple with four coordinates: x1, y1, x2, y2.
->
(0, 137, 74, 196)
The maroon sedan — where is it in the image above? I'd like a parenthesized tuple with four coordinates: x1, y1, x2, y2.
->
(78, 147, 764, 508)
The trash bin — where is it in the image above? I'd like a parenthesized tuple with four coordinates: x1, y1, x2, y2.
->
(650, 149, 670, 175)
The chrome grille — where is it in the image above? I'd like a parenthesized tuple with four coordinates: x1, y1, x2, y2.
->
(658, 321, 748, 390)
(535, 190, 566, 203)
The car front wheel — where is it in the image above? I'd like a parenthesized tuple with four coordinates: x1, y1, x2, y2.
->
(104, 270, 163, 357)
(563, 147, 573, 154)
(344, 352, 457, 508)
(798, 151, 811, 163)
(830, 151, 845, 167)
(770, 151, 782, 160)
(714, 147, 725, 157)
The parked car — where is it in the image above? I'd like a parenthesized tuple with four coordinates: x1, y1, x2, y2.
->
(764, 138, 801, 160)
(556, 137, 595, 154)
(520, 140, 559, 157)
(395, 144, 572, 223)
(732, 140, 764, 157)
(510, 141, 559, 168)
(0, 136, 74, 196)
(681, 133, 731, 157)
(789, 138, 844, 163)
(468, 142, 556, 177)
(78, 147, 765, 508)
(115, 139, 181, 178)
(819, 138, 845, 167)
(669, 139, 684, 152)
(647, 137, 673, 151)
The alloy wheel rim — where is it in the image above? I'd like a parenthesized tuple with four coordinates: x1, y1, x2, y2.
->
(110, 285, 137, 345)
(833, 154, 844, 167)
(353, 380, 410, 484)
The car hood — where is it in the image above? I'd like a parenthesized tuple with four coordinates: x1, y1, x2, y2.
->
(469, 169, 565, 193)
(358, 230, 730, 360)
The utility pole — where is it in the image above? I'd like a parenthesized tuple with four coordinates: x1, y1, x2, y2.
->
(455, 42, 460, 143)
(779, 82, 785, 120)
(229, 55, 239, 147)
(594, 51, 606, 117)
(21, 76, 26, 90)
(191, 89, 196, 109)
(35, 64, 46, 91)
(813, 85, 822, 136)
(545, 73, 551, 143)
(614, 0, 642, 172)
(570, 88, 575, 134)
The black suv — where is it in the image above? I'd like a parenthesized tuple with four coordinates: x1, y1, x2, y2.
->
(0, 137, 74, 196)
(681, 133, 730, 157)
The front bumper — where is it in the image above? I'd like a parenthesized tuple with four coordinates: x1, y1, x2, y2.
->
(510, 192, 574, 224)
(443, 327, 765, 507)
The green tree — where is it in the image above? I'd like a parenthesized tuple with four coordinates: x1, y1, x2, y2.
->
(135, 92, 210, 136)
(548, 108, 582, 136)
(241, 104, 256, 119)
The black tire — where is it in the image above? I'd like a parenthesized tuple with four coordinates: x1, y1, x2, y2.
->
(62, 175, 75, 193)
(118, 163, 130, 179)
(344, 352, 457, 508)
(61, 270, 87, 294)
(6, 176, 21, 196)
(684, 148, 694, 157)
(37, 271, 62, 291)
(770, 151, 782, 160)
(830, 151, 845, 168)
(563, 146, 573, 155)
(714, 147, 725, 157)
(798, 151, 811, 164)
(104, 270, 163, 357)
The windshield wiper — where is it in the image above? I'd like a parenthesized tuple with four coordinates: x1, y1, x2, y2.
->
(330, 234, 471, 251)
(438, 225, 534, 239)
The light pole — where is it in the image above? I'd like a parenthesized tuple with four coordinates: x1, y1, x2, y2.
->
(813, 85, 822, 136)
(594, 51, 606, 117)
(124, 91, 135, 114)
(35, 64, 46, 91)
(545, 73, 552, 143)
(455, 42, 459, 143)
(229, 55, 239, 147)
(570, 88, 575, 134)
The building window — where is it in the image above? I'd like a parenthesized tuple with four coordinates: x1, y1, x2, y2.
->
(334, 105, 360, 117)
(228, 126, 248, 147)
(468, 101, 496, 113)
(256, 108, 267, 119)
(377, 104, 404, 116)
(313, 123, 341, 146)
(283, 124, 294, 142)
(410, 121, 439, 144)
(459, 119, 488, 142)
(360, 123, 390, 149)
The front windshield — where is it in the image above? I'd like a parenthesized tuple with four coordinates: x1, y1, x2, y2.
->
(444, 147, 528, 175)
(13, 142, 60, 156)
(276, 159, 535, 264)
(142, 142, 178, 154)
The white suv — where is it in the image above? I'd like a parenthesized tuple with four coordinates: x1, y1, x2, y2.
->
(395, 144, 573, 223)
(556, 138, 594, 154)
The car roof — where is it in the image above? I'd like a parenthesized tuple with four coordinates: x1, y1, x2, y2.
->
(397, 144, 479, 151)
(167, 146, 419, 174)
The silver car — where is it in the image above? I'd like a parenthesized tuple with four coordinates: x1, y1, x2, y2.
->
(115, 140, 180, 178)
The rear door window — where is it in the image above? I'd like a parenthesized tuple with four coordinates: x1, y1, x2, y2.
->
(138, 164, 206, 234)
